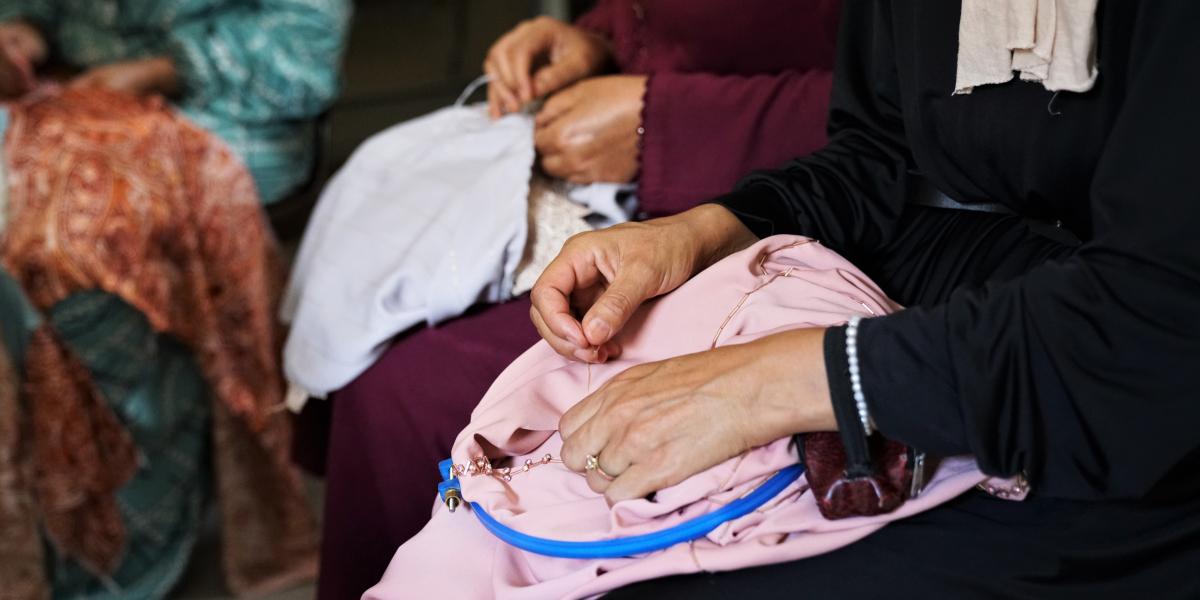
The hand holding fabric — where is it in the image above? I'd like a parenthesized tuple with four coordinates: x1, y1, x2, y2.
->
(69, 57, 179, 98)
(534, 75, 646, 184)
(558, 328, 835, 505)
(484, 16, 612, 118)
(0, 21, 45, 98)
(529, 205, 758, 362)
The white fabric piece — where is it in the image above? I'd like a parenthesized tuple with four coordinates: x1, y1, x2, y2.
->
(954, 0, 1098, 95)
(280, 103, 632, 398)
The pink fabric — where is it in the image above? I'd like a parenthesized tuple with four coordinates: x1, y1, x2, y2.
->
(365, 237, 990, 599)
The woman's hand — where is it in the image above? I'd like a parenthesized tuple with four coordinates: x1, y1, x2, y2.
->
(530, 204, 758, 363)
(484, 16, 612, 118)
(534, 75, 646, 184)
(70, 57, 179, 97)
(0, 21, 46, 98)
(559, 328, 835, 504)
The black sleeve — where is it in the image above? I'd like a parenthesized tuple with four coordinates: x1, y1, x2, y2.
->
(859, 1, 1200, 500)
(715, 0, 914, 266)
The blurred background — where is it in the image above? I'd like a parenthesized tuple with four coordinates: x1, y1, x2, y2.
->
(174, 2, 589, 598)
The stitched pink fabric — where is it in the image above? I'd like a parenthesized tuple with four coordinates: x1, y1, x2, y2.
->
(366, 236, 990, 599)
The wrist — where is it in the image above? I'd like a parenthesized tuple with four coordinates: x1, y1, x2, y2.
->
(681, 204, 759, 274)
(773, 328, 836, 433)
(735, 328, 835, 447)
(580, 29, 616, 76)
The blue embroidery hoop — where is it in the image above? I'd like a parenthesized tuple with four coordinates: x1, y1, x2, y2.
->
(438, 458, 803, 559)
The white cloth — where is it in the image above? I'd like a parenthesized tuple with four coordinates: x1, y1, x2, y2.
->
(281, 103, 630, 397)
(954, 0, 1099, 95)
(512, 175, 638, 296)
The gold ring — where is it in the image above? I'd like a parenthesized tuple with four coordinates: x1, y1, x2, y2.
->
(585, 454, 616, 481)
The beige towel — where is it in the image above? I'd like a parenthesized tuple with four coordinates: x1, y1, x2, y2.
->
(954, 0, 1099, 95)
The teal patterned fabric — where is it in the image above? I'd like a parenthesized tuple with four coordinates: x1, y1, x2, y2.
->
(0, 266, 213, 600)
(0, 0, 351, 203)
(47, 292, 211, 600)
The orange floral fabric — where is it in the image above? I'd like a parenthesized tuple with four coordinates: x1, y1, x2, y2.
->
(0, 88, 316, 595)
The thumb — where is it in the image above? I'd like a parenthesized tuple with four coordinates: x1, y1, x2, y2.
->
(580, 266, 657, 347)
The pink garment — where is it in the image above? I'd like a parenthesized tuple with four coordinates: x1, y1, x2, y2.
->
(366, 236, 991, 599)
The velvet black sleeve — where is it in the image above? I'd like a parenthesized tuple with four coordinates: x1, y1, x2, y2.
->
(715, 1, 914, 267)
(719, 0, 1200, 501)
(858, 0, 1200, 500)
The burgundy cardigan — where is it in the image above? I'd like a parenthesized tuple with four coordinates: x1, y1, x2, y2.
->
(576, 0, 841, 217)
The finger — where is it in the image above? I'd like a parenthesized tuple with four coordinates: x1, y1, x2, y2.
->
(600, 340, 622, 361)
(584, 456, 621, 494)
(529, 303, 585, 359)
(491, 47, 524, 114)
(509, 40, 537, 104)
(491, 79, 521, 116)
(534, 123, 559, 154)
(530, 284, 587, 351)
(540, 153, 573, 180)
(485, 64, 502, 119)
(535, 88, 575, 129)
(559, 384, 608, 440)
(530, 259, 593, 348)
(580, 265, 657, 347)
(559, 398, 615, 473)
(533, 58, 585, 99)
(604, 460, 672, 505)
(485, 39, 523, 115)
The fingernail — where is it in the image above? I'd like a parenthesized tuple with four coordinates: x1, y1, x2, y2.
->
(585, 319, 610, 344)
(573, 348, 594, 362)
(596, 347, 608, 363)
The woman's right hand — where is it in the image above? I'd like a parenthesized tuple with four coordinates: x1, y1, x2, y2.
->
(484, 16, 611, 119)
(0, 21, 47, 98)
(530, 204, 759, 362)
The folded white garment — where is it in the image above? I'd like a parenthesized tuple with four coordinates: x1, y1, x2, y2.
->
(281, 103, 631, 398)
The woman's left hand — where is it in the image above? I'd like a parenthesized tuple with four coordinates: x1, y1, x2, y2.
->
(70, 57, 179, 97)
(559, 327, 836, 505)
(535, 74, 646, 184)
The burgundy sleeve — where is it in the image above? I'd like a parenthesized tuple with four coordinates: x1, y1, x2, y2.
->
(574, 0, 617, 38)
(638, 68, 834, 218)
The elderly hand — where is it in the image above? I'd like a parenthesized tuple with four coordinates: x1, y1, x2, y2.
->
(485, 16, 612, 118)
(534, 75, 646, 184)
(559, 328, 835, 505)
(70, 57, 179, 97)
(0, 21, 46, 98)
(530, 204, 758, 363)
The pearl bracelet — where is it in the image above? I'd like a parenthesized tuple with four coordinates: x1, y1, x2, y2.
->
(845, 316, 874, 435)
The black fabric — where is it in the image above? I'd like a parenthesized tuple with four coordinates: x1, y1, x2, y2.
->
(613, 200, 1200, 596)
(696, 0, 1200, 593)
(718, 0, 1200, 502)
(820, 325, 873, 477)
(609, 488, 1200, 599)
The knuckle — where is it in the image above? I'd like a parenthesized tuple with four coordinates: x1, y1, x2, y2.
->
(563, 230, 594, 250)
(530, 286, 556, 309)
(600, 291, 635, 317)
